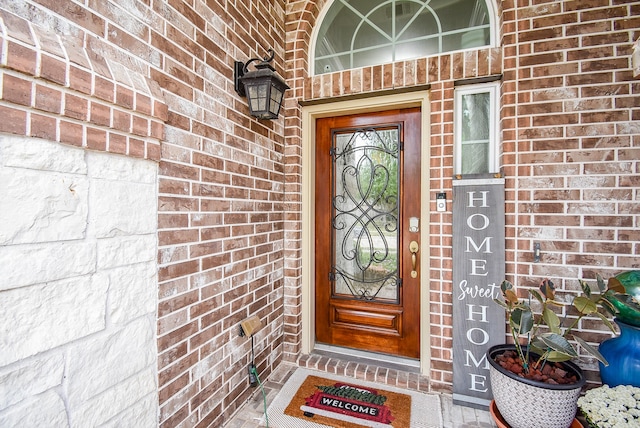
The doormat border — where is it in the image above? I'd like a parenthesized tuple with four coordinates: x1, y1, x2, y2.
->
(264, 368, 443, 428)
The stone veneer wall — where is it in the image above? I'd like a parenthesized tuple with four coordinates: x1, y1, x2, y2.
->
(283, 0, 640, 389)
(0, 134, 159, 426)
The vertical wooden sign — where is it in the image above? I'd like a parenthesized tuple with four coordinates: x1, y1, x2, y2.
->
(452, 178, 505, 409)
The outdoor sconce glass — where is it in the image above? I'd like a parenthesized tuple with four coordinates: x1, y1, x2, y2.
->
(234, 49, 289, 120)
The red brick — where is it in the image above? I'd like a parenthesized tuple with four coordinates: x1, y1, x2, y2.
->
(40, 54, 67, 85)
(0, 10, 35, 46)
(30, 113, 57, 141)
(34, 84, 62, 114)
(135, 93, 153, 116)
(31, 25, 65, 57)
(2, 74, 32, 107)
(69, 65, 92, 95)
(32, 0, 105, 36)
(59, 120, 83, 147)
(128, 137, 145, 158)
(0, 105, 27, 135)
(90, 101, 111, 127)
(93, 76, 115, 102)
(86, 127, 107, 151)
(6, 41, 37, 75)
(112, 109, 131, 132)
(132, 115, 149, 136)
(64, 93, 88, 121)
(147, 141, 161, 161)
(116, 85, 134, 109)
(108, 132, 127, 154)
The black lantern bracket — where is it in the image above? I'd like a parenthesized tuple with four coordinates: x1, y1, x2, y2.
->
(234, 48, 290, 120)
(234, 49, 275, 97)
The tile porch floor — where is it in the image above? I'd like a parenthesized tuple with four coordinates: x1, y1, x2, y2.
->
(224, 358, 496, 428)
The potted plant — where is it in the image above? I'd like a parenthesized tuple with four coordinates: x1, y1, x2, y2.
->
(488, 278, 616, 428)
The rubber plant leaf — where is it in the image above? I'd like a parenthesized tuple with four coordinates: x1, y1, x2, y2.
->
(529, 289, 544, 304)
(538, 333, 578, 358)
(512, 307, 533, 334)
(607, 277, 626, 294)
(542, 307, 561, 334)
(574, 335, 608, 366)
(545, 351, 572, 363)
(573, 296, 597, 315)
(594, 311, 616, 333)
(579, 279, 592, 298)
(501, 280, 513, 293)
(539, 279, 555, 300)
(504, 289, 519, 305)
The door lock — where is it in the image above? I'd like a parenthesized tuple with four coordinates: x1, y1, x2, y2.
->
(409, 240, 419, 278)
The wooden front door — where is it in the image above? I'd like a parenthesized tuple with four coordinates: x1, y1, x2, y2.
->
(315, 108, 422, 359)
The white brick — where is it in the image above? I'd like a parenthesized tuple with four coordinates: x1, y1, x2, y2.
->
(97, 234, 157, 269)
(70, 368, 157, 428)
(0, 169, 89, 245)
(90, 179, 157, 238)
(108, 262, 157, 324)
(0, 275, 108, 366)
(0, 135, 87, 174)
(0, 390, 69, 428)
(67, 315, 155, 407)
(0, 241, 97, 291)
(0, 353, 65, 411)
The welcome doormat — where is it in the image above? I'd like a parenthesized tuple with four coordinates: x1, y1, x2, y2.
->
(265, 368, 442, 428)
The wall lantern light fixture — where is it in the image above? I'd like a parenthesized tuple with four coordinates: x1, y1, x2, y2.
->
(234, 49, 289, 120)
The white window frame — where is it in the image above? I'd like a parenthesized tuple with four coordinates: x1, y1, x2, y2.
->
(454, 82, 499, 176)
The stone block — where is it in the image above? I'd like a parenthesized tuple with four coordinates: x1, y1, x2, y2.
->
(0, 275, 108, 367)
(67, 315, 156, 407)
(99, 393, 158, 428)
(107, 262, 157, 324)
(86, 151, 156, 184)
(70, 368, 157, 428)
(0, 390, 68, 427)
(0, 353, 65, 411)
(0, 135, 87, 174)
(97, 234, 157, 269)
(90, 179, 157, 238)
(0, 241, 97, 291)
(0, 169, 89, 245)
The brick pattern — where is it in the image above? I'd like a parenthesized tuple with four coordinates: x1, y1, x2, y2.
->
(0, 9, 165, 161)
(284, 0, 640, 391)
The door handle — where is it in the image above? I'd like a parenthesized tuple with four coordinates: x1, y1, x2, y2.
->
(409, 241, 419, 278)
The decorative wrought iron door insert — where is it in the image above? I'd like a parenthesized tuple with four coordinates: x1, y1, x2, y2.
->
(329, 125, 402, 303)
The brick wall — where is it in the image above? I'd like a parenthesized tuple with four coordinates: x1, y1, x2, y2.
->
(284, 0, 640, 389)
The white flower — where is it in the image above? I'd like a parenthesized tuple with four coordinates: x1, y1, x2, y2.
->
(579, 385, 640, 428)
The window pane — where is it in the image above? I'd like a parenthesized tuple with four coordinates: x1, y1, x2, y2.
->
(461, 92, 490, 142)
(314, 0, 492, 74)
(461, 142, 489, 174)
(353, 46, 393, 69)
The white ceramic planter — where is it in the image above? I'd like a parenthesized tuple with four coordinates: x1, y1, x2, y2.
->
(487, 345, 585, 428)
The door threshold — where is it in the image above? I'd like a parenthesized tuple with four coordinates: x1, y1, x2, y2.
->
(313, 344, 420, 373)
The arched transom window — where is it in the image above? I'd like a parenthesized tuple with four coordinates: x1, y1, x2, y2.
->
(314, 0, 493, 75)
